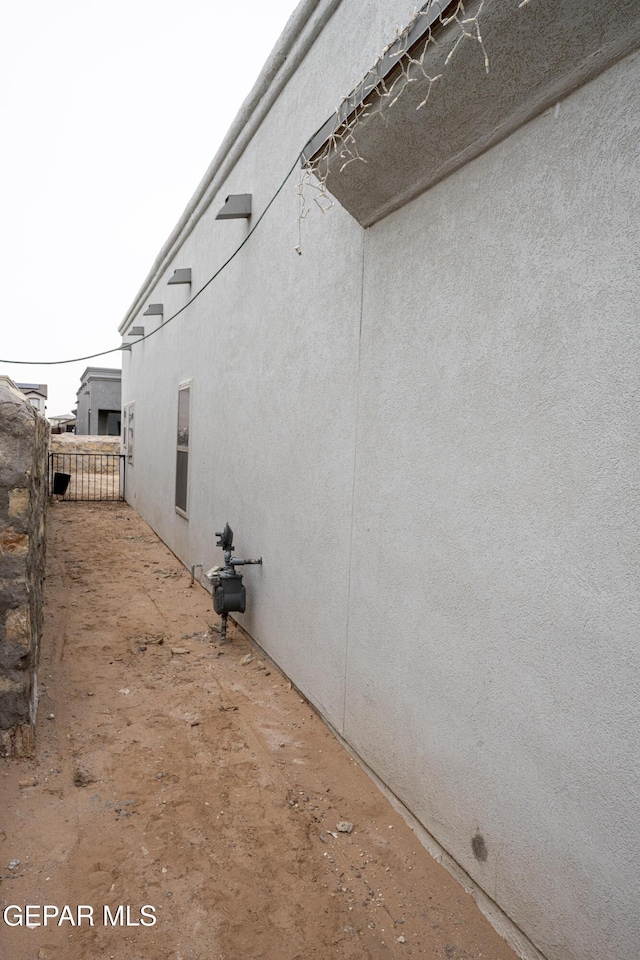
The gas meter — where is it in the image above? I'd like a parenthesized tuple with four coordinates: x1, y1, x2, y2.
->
(206, 523, 262, 643)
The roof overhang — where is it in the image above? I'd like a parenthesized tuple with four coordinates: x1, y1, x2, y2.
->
(303, 0, 640, 226)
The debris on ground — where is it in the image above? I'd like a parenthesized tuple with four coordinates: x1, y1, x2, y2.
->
(18, 777, 38, 789)
(73, 769, 97, 787)
(336, 820, 354, 833)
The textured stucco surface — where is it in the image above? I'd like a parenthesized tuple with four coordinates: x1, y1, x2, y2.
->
(344, 49, 640, 960)
(119, 2, 640, 957)
(120, 0, 419, 723)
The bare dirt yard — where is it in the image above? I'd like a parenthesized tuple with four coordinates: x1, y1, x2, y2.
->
(0, 501, 518, 960)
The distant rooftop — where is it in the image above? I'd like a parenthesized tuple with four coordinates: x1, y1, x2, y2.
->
(79, 367, 122, 383)
(16, 382, 48, 398)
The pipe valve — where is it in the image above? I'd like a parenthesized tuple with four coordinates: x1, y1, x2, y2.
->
(207, 523, 262, 642)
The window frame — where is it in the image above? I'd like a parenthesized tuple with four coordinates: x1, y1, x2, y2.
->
(175, 381, 192, 519)
(127, 402, 135, 464)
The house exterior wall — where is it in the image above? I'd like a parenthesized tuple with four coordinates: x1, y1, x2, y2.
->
(118, 4, 640, 959)
(15, 386, 47, 417)
(75, 389, 90, 435)
(347, 50, 640, 960)
(23, 394, 46, 415)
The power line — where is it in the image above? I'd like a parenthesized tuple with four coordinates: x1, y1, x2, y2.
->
(0, 149, 303, 367)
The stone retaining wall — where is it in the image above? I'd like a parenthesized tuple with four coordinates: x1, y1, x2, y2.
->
(49, 435, 121, 456)
(0, 377, 49, 756)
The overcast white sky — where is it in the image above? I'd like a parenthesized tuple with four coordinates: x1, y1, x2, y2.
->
(0, 0, 299, 415)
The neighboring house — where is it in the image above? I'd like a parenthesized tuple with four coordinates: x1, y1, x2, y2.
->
(117, 4, 640, 960)
(48, 413, 76, 433)
(75, 367, 121, 436)
(15, 382, 47, 415)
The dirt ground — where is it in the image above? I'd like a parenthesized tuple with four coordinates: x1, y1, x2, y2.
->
(0, 501, 518, 960)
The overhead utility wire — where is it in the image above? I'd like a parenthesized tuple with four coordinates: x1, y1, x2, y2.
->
(0, 148, 304, 366)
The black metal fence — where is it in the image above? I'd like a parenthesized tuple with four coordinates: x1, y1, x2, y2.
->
(48, 453, 126, 501)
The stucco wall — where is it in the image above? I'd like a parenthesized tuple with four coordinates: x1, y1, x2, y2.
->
(120, 0, 419, 723)
(118, 4, 640, 958)
(0, 378, 48, 757)
(346, 49, 640, 960)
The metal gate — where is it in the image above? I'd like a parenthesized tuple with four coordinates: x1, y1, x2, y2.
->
(48, 452, 126, 501)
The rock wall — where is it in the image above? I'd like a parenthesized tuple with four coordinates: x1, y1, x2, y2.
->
(49, 435, 120, 456)
(0, 378, 49, 757)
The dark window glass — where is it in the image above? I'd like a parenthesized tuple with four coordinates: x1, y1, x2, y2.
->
(175, 386, 190, 513)
(175, 450, 189, 513)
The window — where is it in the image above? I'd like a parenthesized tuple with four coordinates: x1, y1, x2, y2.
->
(175, 383, 191, 516)
(122, 406, 128, 449)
